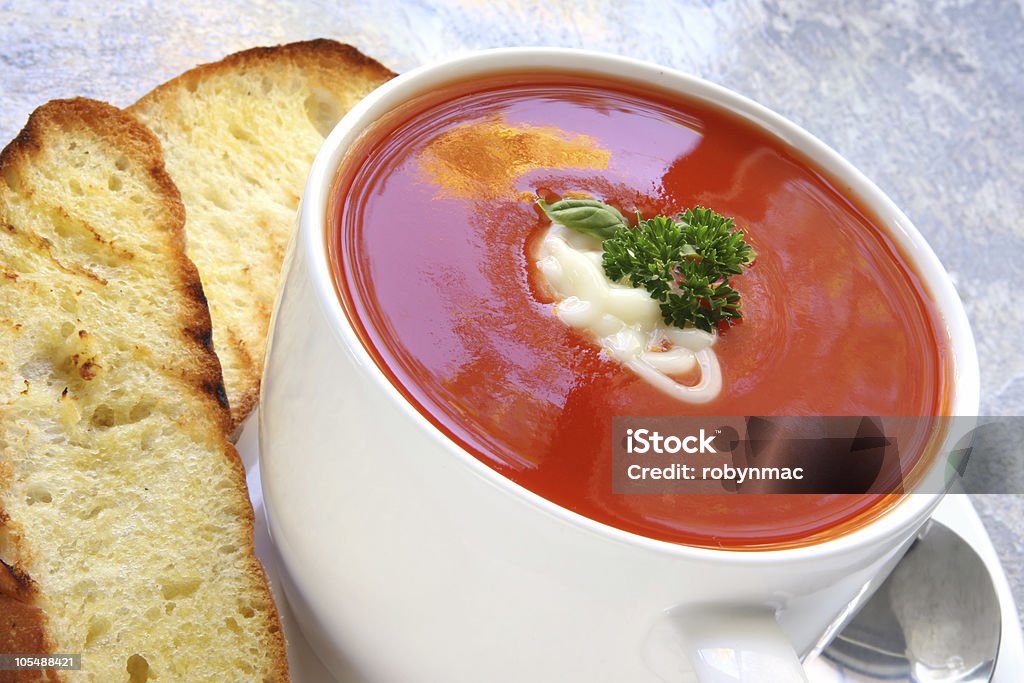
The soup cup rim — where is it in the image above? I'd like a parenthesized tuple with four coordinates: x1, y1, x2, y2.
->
(294, 46, 980, 563)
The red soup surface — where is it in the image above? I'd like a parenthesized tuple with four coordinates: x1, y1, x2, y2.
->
(328, 73, 951, 550)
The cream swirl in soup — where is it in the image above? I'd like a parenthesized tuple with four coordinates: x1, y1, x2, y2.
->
(536, 222, 722, 403)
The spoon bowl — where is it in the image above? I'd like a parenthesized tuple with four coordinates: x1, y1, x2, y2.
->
(819, 519, 1001, 682)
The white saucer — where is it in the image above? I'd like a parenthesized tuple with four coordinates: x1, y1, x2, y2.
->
(237, 413, 1024, 682)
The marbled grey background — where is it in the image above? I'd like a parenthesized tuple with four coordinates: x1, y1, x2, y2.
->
(2, 0, 1020, 620)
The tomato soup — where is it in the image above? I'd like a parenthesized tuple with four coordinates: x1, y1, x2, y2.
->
(328, 73, 951, 549)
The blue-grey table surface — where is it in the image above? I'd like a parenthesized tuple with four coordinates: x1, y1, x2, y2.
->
(2, 0, 1021, 622)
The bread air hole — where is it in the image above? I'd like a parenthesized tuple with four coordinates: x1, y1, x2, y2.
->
(108, 175, 123, 192)
(129, 401, 154, 423)
(304, 89, 345, 138)
(126, 654, 150, 682)
(90, 404, 116, 428)
(80, 504, 105, 520)
(84, 615, 110, 646)
(88, 401, 153, 429)
(159, 576, 201, 600)
(25, 483, 52, 505)
(3, 166, 25, 194)
(229, 123, 256, 144)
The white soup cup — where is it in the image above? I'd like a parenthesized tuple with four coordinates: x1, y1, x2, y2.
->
(260, 48, 979, 683)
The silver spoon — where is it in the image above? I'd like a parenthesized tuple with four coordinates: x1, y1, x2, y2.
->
(817, 519, 1001, 682)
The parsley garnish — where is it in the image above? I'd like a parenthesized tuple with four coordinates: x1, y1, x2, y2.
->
(538, 197, 756, 333)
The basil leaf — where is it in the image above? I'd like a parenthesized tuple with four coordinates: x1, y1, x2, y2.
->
(536, 198, 627, 240)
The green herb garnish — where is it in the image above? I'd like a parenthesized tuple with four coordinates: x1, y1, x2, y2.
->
(535, 197, 627, 240)
(538, 197, 756, 333)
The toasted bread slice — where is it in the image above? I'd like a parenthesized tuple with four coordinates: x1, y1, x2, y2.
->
(0, 99, 287, 681)
(129, 40, 395, 427)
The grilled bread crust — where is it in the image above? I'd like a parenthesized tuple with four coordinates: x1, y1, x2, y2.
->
(0, 98, 287, 682)
(129, 40, 396, 428)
